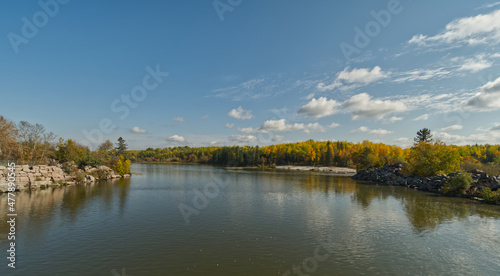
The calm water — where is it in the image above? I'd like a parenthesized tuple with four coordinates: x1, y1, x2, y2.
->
(1, 164, 500, 275)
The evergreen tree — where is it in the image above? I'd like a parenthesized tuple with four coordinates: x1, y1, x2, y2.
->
(414, 128, 433, 143)
(115, 137, 128, 153)
(325, 141, 334, 166)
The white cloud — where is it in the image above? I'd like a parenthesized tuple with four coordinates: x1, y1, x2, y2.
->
(328, 122, 340, 128)
(317, 66, 388, 91)
(435, 131, 500, 146)
(394, 137, 409, 143)
(306, 93, 315, 100)
(228, 135, 257, 143)
(131, 126, 147, 134)
(413, 114, 429, 121)
(225, 123, 234, 129)
(166, 135, 185, 142)
(477, 2, 500, 9)
(272, 135, 285, 142)
(351, 126, 369, 133)
(491, 124, 500, 131)
(173, 117, 186, 122)
(201, 115, 210, 120)
(228, 106, 254, 120)
(239, 119, 327, 134)
(343, 93, 407, 120)
(466, 76, 500, 109)
(303, 123, 326, 134)
(441, 124, 463, 131)
(458, 55, 492, 72)
(337, 66, 388, 84)
(316, 80, 342, 92)
(387, 116, 403, 123)
(260, 119, 305, 132)
(369, 128, 393, 136)
(237, 127, 265, 134)
(298, 97, 341, 118)
(409, 9, 500, 47)
(393, 68, 452, 83)
(351, 126, 392, 136)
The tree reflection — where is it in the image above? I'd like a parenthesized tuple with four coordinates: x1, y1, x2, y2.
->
(0, 179, 132, 243)
(299, 173, 500, 233)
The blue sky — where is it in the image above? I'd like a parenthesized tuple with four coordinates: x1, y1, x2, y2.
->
(1, 0, 500, 149)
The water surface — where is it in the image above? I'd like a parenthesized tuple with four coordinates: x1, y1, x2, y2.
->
(1, 164, 500, 275)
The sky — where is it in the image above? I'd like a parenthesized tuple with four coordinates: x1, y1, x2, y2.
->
(1, 0, 500, 149)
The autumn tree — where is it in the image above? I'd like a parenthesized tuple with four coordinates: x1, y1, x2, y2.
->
(17, 121, 56, 164)
(114, 155, 131, 175)
(0, 116, 18, 160)
(407, 141, 461, 176)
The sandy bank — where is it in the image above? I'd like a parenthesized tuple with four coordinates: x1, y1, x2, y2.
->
(275, 165, 356, 174)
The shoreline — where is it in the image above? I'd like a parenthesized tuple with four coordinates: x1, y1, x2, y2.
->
(133, 161, 358, 175)
(274, 165, 356, 175)
(0, 164, 130, 193)
(353, 163, 500, 205)
(224, 165, 356, 175)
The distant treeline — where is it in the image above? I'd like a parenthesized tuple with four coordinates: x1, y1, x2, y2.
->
(1, 115, 499, 177)
(127, 139, 500, 176)
(128, 140, 403, 169)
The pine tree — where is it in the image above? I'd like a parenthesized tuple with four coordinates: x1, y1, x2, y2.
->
(115, 137, 128, 153)
(325, 141, 334, 166)
(414, 128, 433, 143)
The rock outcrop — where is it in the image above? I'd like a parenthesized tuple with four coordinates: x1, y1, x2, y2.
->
(352, 163, 500, 195)
(0, 164, 130, 193)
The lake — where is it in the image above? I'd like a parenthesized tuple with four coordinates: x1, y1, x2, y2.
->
(1, 163, 500, 275)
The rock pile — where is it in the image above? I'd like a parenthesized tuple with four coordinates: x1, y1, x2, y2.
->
(0, 164, 130, 193)
(352, 163, 500, 193)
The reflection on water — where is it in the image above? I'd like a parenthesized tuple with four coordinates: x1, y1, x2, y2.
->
(0, 164, 499, 276)
(0, 179, 131, 240)
(300, 173, 500, 232)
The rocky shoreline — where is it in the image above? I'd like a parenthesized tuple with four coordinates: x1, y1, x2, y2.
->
(352, 163, 500, 203)
(0, 164, 130, 193)
(276, 165, 357, 174)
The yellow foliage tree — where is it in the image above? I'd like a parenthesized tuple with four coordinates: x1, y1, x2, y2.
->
(407, 141, 461, 176)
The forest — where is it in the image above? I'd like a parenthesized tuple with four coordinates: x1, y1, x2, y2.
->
(127, 139, 500, 176)
(1, 116, 500, 177)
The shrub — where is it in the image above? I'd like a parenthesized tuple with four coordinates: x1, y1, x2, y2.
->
(74, 171, 86, 183)
(441, 172, 473, 195)
(461, 157, 500, 176)
(479, 187, 500, 204)
(77, 155, 102, 169)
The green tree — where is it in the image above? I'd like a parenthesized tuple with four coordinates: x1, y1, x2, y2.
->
(55, 139, 89, 164)
(115, 137, 128, 153)
(414, 128, 433, 143)
(325, 141, 334, 166)
(98, 140, 114, 152)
